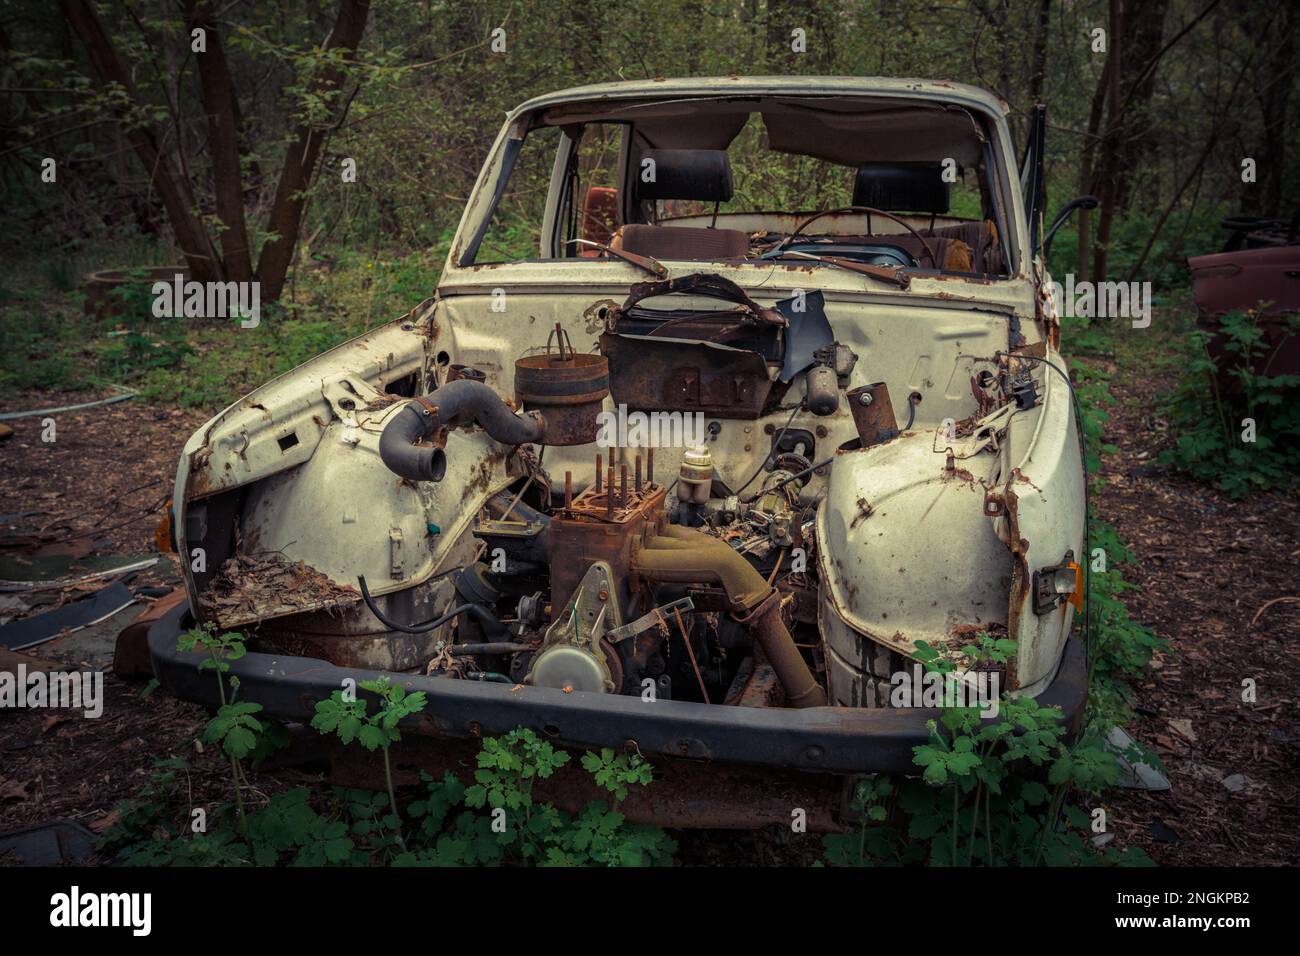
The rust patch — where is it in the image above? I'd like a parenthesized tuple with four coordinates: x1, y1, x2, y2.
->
(1011, 466, 1045, 498)
(849, 496, 874, 528)
(460, 455, 497, 504)
(970, 374, 1000, 417)
(582, 298, 621, 335)
(999, 484, 1027, 690)
(944, 466, 982, 491)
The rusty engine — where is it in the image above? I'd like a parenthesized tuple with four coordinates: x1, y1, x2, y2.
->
(348, 282, 888, 709)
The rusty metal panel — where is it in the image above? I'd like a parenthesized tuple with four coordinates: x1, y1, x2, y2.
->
(601, 333, 775, 418)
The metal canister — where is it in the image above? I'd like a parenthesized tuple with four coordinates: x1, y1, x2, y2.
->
(514, 324, 610, 446)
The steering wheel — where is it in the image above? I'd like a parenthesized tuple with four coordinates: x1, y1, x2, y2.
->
(772, 205, 939, 268)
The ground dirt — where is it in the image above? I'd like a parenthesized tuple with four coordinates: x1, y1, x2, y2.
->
(1088, 354, 1300, 866)
(0, 364, 1297, 865)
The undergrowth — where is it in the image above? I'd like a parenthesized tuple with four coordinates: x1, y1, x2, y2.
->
(99, 625, 674, 867)
(0, 241, 447, 409)
(1157, 309, 1300, 497)
(99, 728, 675, 867)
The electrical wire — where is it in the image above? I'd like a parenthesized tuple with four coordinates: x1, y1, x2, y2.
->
(357, 573, 488, 634)
(903, 392, 920, 430)
(740, 455, 833, 504)
(733, 404, 801, 496)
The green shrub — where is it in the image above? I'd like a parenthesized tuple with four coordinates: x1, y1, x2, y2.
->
(1158, 310, 1300, 497)
(100, 699, 676, 867)
(823, 636, 1152, 867)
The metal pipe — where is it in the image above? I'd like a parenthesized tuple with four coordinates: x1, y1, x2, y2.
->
(672, 605, 710, 703)
(743, 595, 827, 708)
(464, 672, 512, 683)
(633, 527, 825, 708)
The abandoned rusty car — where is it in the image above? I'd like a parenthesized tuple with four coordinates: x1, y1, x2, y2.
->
(147, 77, 1089, 828)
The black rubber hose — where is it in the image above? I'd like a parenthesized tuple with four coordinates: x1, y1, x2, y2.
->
(378, 379, 545, 481)
(904, 392, 920, 430)
(733, 404, 801, 496)
(357, 575, 505, 636)
(377, 403, 446, 481)
(448, 642, 533, 656)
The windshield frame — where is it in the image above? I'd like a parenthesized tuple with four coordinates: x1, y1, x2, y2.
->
(448, 84, 1028, 280)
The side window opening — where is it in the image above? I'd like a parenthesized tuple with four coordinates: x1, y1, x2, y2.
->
(560, 122, 628, 257)
(468, 125, 562, 265)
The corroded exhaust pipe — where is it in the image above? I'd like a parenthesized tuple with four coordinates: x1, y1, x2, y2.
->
(633, 526, 826, 708)
(378, 380, 545, 481)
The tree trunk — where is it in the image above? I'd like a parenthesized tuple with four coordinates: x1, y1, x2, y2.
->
(256, 0, 372, 302)
(1028, 0, 1051, 104)
(1075, 35, 1112, 282)
(1090, 0, 1125, 282)
(186, 1, 252, 282)
(1255, 6, 1297, 214)
(1091, 0, 1170, 281)
(60, 0, 220, 281)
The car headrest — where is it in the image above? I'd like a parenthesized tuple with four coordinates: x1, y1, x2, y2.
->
(852, 163, 949, 214)
(635, 149, 733, 203)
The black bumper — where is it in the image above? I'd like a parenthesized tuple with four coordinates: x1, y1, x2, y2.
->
(148, 603, 1088, 776)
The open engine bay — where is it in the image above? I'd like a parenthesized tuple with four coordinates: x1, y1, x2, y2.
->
(179, 266, 1070, 714)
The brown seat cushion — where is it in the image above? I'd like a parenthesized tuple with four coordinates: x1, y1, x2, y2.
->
(581, 186, 620, 247)
(612, 223, 749, 260)
(924, 220, 1003, 274)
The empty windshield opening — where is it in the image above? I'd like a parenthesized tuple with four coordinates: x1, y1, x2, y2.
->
(463, 98, 1011, 277)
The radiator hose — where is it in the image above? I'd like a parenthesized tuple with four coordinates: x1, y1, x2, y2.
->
(378, 380, 545, 481)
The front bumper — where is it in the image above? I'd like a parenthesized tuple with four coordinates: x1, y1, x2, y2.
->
(148, 603, 1088, 776)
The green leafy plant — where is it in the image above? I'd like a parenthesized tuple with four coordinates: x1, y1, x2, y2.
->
(98, 269, 193, 380)
(177, 626, 264, 831)
(1159, 309, 1300, 497)
(95, 757, 194, 865)
(311, 676, 427, 848)
(580, 747, 655, 801)
(445, 730, 674, 866)
(244, 789, 356, 866)
(825, 634, 1150, 867)
(822, 775, 918, 866)
(101, 729, 675, 867)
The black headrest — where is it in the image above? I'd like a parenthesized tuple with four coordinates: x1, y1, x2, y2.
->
(852, 163, 949, 214)
(635, 149, 733, 203)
